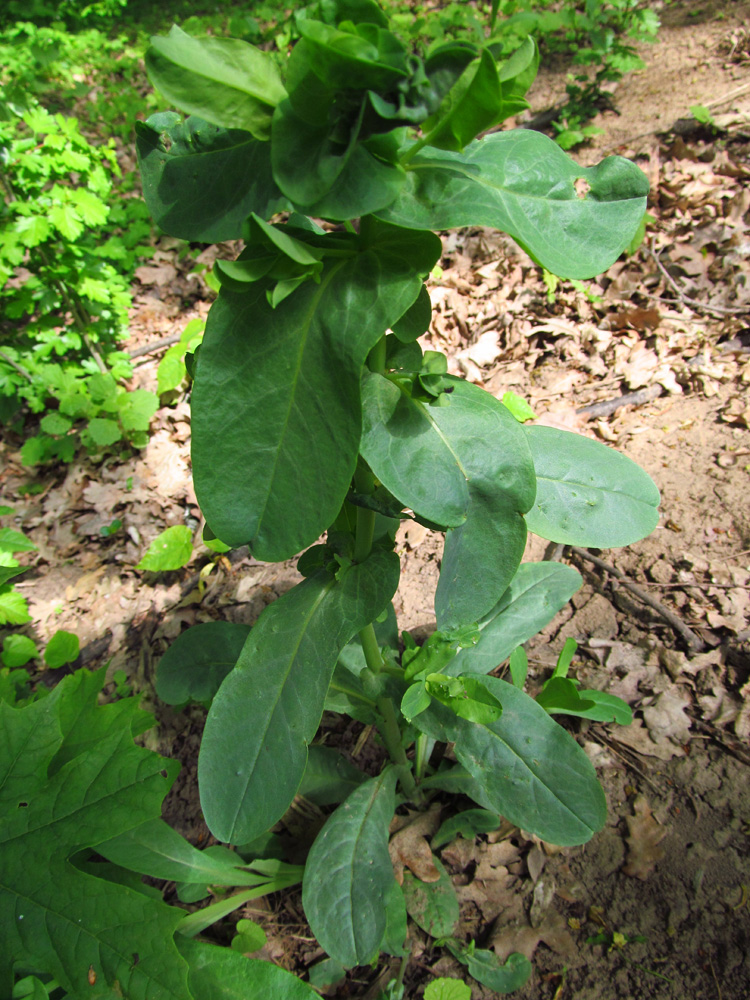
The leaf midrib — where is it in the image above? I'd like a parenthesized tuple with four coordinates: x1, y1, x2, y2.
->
(224, 577, 336, 839)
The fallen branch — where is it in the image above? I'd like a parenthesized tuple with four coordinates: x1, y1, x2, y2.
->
(648, 248, 749, 318)
(569, 546, 706, 652)
(577, 385, 664, 419)
(128, 332, 182, 359)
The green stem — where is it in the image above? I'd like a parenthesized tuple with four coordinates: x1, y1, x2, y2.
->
(343, 219, 357, 234)
(360, 622, 384, 673)
(400, 133, 431, 165)
(377, 695, 416, 797)
(367, 333, 386, 374)
(353, 460, 376, 563)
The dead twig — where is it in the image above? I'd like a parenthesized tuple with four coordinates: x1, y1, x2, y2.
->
(576, 385, 664, 419)
(569, 547, 706, 652)
(589, 729, 662, 795)
(129, 332, 183, 359)
(648, 248, 749, 317)
(687, 713, 750, 768)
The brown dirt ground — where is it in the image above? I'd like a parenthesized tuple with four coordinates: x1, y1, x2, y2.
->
(1, 4, 750, 998)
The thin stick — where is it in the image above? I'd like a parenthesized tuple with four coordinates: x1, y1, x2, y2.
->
(648, 248, 748, 317)
(577, 385, 664, 418)
(589, 729, 662, 795)
(0, 350, 33, 382)
(569, 547, 706, 652)
(129, 332, 182, 359)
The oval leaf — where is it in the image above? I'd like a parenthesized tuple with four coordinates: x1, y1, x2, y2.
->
(402, 855, 459, 939)
(156, 622, 251, 705)
(302, 768, 398, 967)
(146, 27, 286, 139)
(136, 114, 288, 242)
(524, 425, 660, 547)
(192, 229, 435, 559)
(178, 937, 318, 999)
(137, 525, 193, 572)
(449, 562, 582, 676)
(199, 549, 399, 843)
(415, 677, 607, 846)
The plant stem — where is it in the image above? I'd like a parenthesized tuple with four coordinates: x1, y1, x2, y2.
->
(377, 695, 417, 797)
(353, 461, 376, 563)
(360, 622, 384, 672)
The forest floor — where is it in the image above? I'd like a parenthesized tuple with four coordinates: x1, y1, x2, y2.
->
(2, 1, 750, 997)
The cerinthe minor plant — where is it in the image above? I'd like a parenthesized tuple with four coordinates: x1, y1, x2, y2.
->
(137, 0, 658, 991)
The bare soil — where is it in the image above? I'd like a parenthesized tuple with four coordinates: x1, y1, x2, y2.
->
(1, 6, 749, 998)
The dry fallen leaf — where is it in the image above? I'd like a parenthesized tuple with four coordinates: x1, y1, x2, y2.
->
(622, 795, 668, 880)
(389, 806, 442, 885)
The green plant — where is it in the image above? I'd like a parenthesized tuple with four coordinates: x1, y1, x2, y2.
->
(0, 666, 315, 998)
(133, 0, 657, 993)
(0, 101, 158, 461)
(0, 505, 36, 625)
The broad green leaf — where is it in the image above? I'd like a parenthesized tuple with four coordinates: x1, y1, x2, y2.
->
(199, 549, 399, 843)
(377, 131, 650, 278)
(415, 677, 607, 846)
(192, 225, 438, 558)
(39, 412, 72, 436)
(432, 809, 501, 850)
(402, 855, 458, 938)
(137, 525, 193, 572)
(271, 99, 405, 219)
(424, 978, 472, 1000)
(537, 679, 632, 725)
(146, 27, 286, 139)
(298, 745, 368, 806)
(420, 763, 495, 812)
(98, 818, 295, 889)
(297, 19, 408, 91)
(1, 635, 38, 668)
(449, 562, 582, 676)
(118, 389, 159, 432)
(137, 114, 288, 242)
(391, 283, 432, 342)
(0, 527, 36, 554)
(381, 878, 408, 957)
(422, 49, 505, 151)
(156, 622, 250, 705)
(177, 937, 318, 999)
(87, 417, 121, 446)
(231, 918, 267, 952)
(426, 673, 503, 725)
(401, 680, 431, 721)
(0, 671, 188, 999)
(449, 945, 531, 994)
(361, 374, 535, 627)
(509, 646, 528, 688)
(501, 390, 536, 422)
(524, 425, 660, 547)
(43, 630, 79, 669)
(302, 768, 398, 967)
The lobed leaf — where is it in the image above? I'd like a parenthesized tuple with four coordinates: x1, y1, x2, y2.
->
(376, 131, 650, 278)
